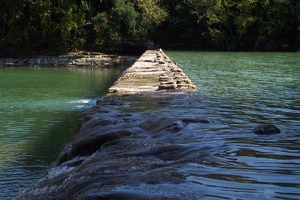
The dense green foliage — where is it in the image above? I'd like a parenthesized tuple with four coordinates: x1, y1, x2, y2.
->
(0, 0, 299, 56)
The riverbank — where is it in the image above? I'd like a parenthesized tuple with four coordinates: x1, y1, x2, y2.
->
(0, 51, 136, 67)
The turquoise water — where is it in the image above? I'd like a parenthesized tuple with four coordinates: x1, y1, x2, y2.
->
(0, 67, 123, 199)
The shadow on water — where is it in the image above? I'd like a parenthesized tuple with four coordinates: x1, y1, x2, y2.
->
(1, 110, 88, 199)
(19, 110, 85, 165)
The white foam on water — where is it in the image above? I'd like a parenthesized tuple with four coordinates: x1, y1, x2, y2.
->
(67, 99, 97, 109)
(67, 99, 91, 104)
(46, 166, 76, 180)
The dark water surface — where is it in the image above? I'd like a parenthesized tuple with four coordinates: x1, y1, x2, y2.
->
(0, 67, 124, 199)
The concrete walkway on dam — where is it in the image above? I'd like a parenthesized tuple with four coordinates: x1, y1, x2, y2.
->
(17, 49, 203, 200)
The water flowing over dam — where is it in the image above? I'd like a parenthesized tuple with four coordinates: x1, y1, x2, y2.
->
(14, 50, 300, 199)
(17, 50, 202, 199)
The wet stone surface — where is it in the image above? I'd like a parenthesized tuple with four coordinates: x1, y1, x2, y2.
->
(16, 93, 214, 200)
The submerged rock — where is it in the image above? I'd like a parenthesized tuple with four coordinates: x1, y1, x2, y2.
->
(141, 117, 185, 133)
(253, 124, 281, 134)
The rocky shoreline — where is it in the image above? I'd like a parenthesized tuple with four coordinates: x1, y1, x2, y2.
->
(0, 51, 136, 67)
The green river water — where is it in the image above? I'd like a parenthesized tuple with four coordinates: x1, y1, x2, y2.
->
(0, 67, 124, 199)
(1, 52, 300, 199)
(167, 52, 300, 133)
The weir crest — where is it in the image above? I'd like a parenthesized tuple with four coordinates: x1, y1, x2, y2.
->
(16, 49, 202, 200)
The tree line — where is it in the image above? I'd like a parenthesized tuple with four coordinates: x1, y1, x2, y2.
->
(1, 0, 299, 56)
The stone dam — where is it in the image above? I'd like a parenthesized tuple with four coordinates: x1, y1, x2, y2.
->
(16, 49, 203, 199)
(107, 49, 196, 95)
(16, 49, 282, 200)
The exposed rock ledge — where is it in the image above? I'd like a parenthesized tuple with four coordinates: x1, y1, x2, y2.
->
(0, 51, 136, 67)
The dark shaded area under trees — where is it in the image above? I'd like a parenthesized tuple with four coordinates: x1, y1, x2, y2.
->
(0, 0, 299, 57)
